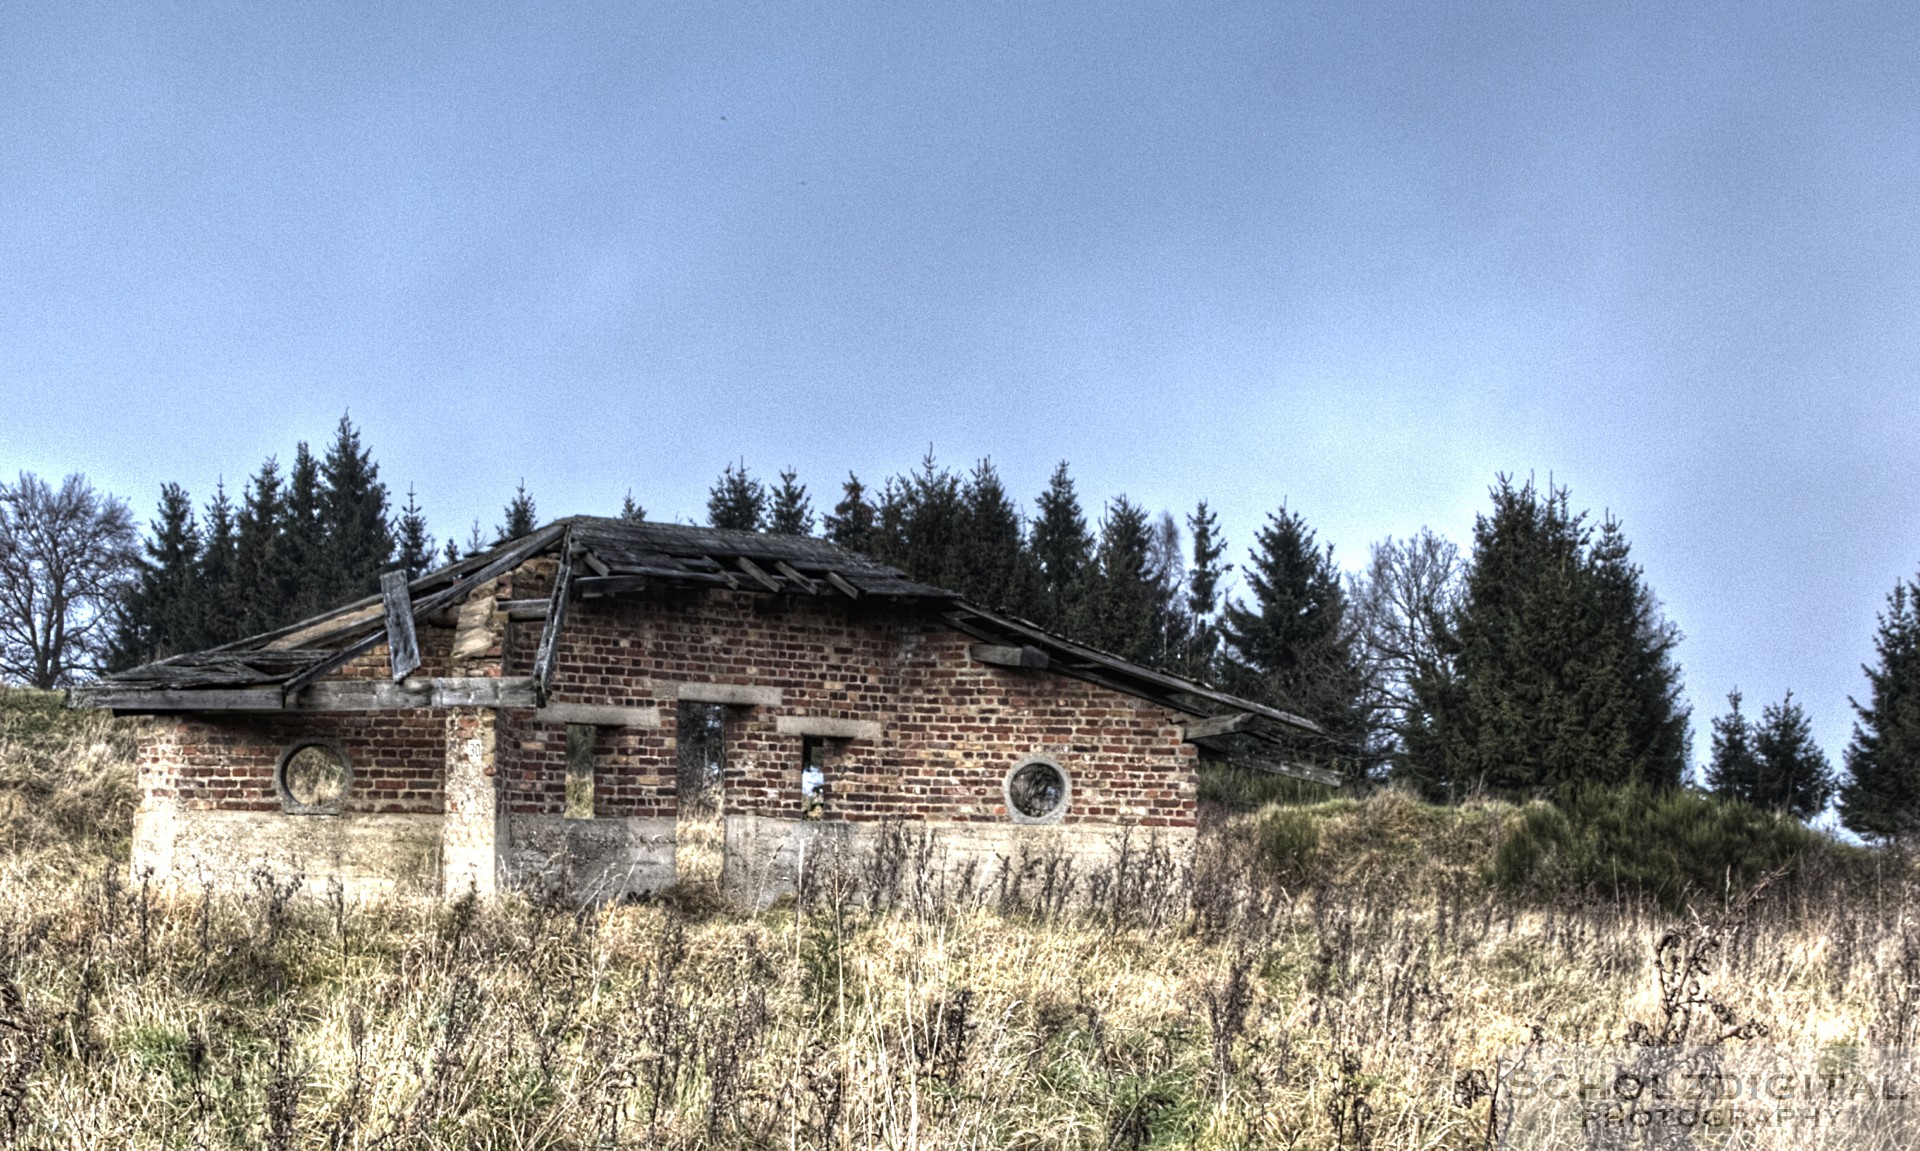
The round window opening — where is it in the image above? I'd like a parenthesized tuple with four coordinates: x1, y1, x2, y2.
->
(1005, 757, 1070, 824)
(277, 741, 350, 813)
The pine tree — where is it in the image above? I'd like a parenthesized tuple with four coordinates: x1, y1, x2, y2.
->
(1073, 497, 1158, 664)
(956, 459, 1028, 612)
(443, 537, 462, 566)
(768, 469, 814, 536)
(1029, 462, 1092, 632)
(823, 473, 875, 553)
(1840, 575, 1920, 839)
(232, 456, 285, 635)
(619, 491, 646, 522)
(394, 486, 435, 578)
(1220, 504, 1364, 767)
(898, 451, 964, 589)
(706, 463, 766, 532)
(1751, 692, 1833, 820)
(320, 415, 393, 601)
(1706, 690, 1761, 801)
(495, 481, 537, 543)
(280, 443, 326, 620)
(194, 483, 240, 648)
(1402, 478, 1688, 799)
(1182, 501, 1226, 680)
(106, 484, 200, 668)
(1146, 510, 1191, 671)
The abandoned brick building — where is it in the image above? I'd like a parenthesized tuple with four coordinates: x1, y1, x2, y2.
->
(76, 518, 1328, 904)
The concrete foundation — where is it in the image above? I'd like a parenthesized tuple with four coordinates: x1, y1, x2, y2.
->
(722, 813, 1196, 909)
(499, 815, 677, 902)
(130, 807, 443, 899)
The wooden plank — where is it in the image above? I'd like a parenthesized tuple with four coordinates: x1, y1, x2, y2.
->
(498, 599, 550, 620)
(281, 522, 568, 694)
(575, 575, 650, 598)
(291, 680, 435, 710)
(822, 570, 862, 599)
(1210, 752, 1343, 788)
(735, 556, 783, 593)
(380, 570, 421, 682)
(431, 677, 540, 708)
(532, 540, 575, 702)
(80, 688, 284, 712)
(772, 560, 821, 594)
(969, 643, 1049, 670)
(1179, 711, 1256, 740)
(700, 557, 742, 590)
(577, 548, 611, 576)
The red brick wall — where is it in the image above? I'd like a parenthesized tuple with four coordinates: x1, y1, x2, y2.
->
(139, 708, 446, 814)
(495, 589, 1199, 827)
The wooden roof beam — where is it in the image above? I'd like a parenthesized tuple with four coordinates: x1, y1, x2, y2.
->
(735, 556, 782, 593)
(773, 560, 821, 594)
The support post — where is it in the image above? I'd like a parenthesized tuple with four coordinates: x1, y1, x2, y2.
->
(442, 707, 500, 896)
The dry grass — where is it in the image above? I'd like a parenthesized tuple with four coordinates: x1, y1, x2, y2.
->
(0, 698, 1909, 1149)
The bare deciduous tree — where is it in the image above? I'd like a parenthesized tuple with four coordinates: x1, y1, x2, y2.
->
(1348, 528, 1463, 742)
(0, 472, 139, 688)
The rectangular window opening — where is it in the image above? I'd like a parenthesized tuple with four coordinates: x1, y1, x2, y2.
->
(564, 723, 597, 820)
(801, 736, 828, 820)
(676, 701, 727, 886)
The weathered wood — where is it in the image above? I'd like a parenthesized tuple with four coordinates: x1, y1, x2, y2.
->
(534, 703, 661, 727)
(969, 643, 1050, 670)
(772, 561, 821, 594)
(1211, 753, 1342, 788)
(577, 549, 611, 577)
(265, 603, 385, 651)
(575, 575, 650, 598)
(292, 680, 435, 710)
(282, 523, 568, 695)
(823, 571, 861, 599)
(532, 540, 575, 702)
(735, 556, 783, 593)
(1179, 711, 1256, 740)
(700, 557, 742, 590)
(773, 715, 883, 740)
(497, 599, 551, 621)
(81, 688, 284, 712)
(381, 570, 421, 682)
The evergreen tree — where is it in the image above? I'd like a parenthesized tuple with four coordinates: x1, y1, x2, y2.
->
(394, 486, 435, 578)
(897, 451, 965, 589)
(1220, 504, 1365, 768)
(319, 415, 393, 601)
(1706, 690, 1761, 801)
(279, 443, 326, 620)
(443, 537, 462, 566)
(823, 473, 875, 553)
(1182, 501, 1227, 680)
(619, 491, 646, 522)
(870, 477, 908, 567)
(1402, 478, 1688, 799)
(768, 469, 814, 536)
(106, 484, 200, 668)
(706, 463, 766, 532)
(495, 481, 537, 543)
(232, 456, 285, 635)
(1029, 462, 1092, 632)
(956, 459, 1028, 612)
(1146, 510, 1191, 671)
(1840, 575, 1920, 839)
(464, 519, 486, 557)
(1073, 497, 1158, 664)
(194, 483, 239, 648)
(1751, 692, 1833, 820)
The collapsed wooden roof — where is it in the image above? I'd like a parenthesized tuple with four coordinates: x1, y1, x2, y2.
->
(74, 517, 1334, 784)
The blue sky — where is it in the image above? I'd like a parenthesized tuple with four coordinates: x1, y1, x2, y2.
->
(5, 1, 1919, 774)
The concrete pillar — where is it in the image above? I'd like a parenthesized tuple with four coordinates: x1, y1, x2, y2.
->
(442, 707, 500, 896)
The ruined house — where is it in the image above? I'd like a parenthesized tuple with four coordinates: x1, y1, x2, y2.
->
(75, 518, 1329, 904)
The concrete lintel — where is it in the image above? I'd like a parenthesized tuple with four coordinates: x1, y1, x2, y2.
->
(534, 703, 661, 727)
(773, 715, 883, 740)
(672, 682, 782, 707)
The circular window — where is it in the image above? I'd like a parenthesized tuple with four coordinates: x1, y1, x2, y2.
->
(1004, 757, 1070, 824)
(276, 741, 351, 813)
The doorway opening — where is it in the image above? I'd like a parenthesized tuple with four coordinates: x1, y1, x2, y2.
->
(675, 700, 726, 886)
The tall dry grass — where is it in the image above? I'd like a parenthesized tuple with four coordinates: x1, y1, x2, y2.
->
(0, 696, 1910, 1149)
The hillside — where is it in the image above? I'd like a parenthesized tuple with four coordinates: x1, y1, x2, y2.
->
(0, 691, 1907, 1149)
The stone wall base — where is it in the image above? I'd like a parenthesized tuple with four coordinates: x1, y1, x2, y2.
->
(500, 815, 677, 902)
(722, 814, 1197, 909)
(132, 807, 443, 900)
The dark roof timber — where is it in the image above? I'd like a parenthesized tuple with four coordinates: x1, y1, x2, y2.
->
(70, 518, 1324, 766)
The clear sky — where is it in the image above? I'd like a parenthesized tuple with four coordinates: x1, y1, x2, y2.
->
(4, 1, 1918, 775)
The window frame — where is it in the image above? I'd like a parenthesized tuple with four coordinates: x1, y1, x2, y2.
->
(274, 739, 352, 815)
(1003, 755, 1070, 824)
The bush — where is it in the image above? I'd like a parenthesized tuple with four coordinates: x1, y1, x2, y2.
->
(1490, 783, 1862, 909)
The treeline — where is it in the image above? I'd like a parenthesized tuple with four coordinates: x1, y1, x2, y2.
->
(82, 420, 1920, 837)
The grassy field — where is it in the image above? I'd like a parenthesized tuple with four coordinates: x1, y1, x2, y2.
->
(0, 688, 1911, 1149)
